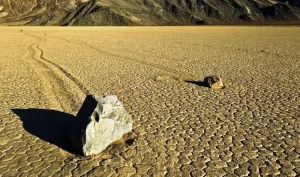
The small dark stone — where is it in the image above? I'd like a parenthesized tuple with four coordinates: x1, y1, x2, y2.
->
(204, 76, 225, 89)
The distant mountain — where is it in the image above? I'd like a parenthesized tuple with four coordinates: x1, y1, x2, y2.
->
(0, 0, 300, 25)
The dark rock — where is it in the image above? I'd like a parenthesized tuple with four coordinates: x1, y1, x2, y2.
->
(204, 76, 225, 89)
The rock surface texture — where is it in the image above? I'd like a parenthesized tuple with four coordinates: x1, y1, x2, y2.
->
(70, 95, 133, 156)
(204, 76, 225, 89)
(0, 0, 300, 25)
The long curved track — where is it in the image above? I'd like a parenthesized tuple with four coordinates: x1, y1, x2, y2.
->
(22, 33, 88, 112)
(0, 27, 299, 177)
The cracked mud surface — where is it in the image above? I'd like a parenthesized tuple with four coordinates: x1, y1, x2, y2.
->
(0, 27, 299, 176)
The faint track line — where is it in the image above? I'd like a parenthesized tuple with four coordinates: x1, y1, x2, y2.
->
(25, 33, 90, 95)
(23, 33, 90, 112)
(37, 41, 90, 95)
(47, 35, 196, 79)
(22, 36, 63, 110)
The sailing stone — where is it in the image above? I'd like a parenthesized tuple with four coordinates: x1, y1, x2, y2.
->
(204, 76, 225, 89)
(69, 95, 133, 156)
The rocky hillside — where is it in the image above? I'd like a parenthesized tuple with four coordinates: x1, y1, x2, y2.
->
(0, 0, 300, 25)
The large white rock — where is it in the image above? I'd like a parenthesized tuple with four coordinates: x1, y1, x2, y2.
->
(69, 95, 133, 156)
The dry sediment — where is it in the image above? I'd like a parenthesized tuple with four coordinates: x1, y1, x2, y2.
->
(0, 27, 299, 176)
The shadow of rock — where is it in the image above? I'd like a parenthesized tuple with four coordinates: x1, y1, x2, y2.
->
(12, 108, 78, 154)
(185, 80, 209, 88)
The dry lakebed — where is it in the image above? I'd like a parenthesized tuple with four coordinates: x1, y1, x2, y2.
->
(0, 27, 299, 176)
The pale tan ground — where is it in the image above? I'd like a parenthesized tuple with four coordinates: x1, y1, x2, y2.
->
(0, 27, 299, 177)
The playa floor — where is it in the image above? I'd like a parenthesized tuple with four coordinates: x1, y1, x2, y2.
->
(0, 27, 299, 176)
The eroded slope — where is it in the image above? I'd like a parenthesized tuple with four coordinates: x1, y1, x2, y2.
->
(0, 0, 300, 25)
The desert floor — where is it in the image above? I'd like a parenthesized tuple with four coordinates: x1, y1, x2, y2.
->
(0, 27, 299, 176)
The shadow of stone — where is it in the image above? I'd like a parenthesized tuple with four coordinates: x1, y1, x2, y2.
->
(185, 80, 209, 88)
(12, 108, 78, 154)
